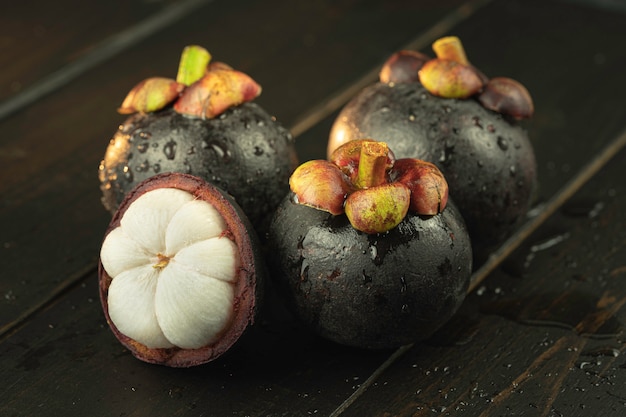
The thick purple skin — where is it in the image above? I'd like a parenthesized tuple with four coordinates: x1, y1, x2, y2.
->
(267, 193, 473, 349)
(99, 103, 298, 232)
(99, 173, 266, 367)
(329, 82, 538, 251)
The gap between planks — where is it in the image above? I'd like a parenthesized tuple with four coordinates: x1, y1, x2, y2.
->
(4, 0, 624, 415)
(0, 0, 214, 121)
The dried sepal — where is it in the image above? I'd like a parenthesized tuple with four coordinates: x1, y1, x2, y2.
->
(345, 183, 410, 234)
(418, 59, 483, 99)
(289, 160, 352, 215)
(379, 50, 430, 84)
(176, 45, 212, 86)
(391, 159, 448, 215)
(477, 77, 534, 119)
(118, 77, 185, 114)
(173, 69, 262, 118)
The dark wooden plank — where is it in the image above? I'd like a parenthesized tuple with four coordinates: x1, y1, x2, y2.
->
(0, 0, 193, 105)
(1, 0, 624, 415)
(338, 144, 626, 417)
(0, 2, 486, 416)
(323, 0, 626, 413)
(0, 276, 393, 417)
(0, 0, 481, 332)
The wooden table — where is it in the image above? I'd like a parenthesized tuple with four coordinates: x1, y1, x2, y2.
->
(1, 0, 625, 415)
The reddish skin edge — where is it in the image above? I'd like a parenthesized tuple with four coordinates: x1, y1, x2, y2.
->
(98, 172, 262, 367)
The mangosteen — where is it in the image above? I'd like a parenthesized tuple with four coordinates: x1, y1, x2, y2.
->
(328, 36, 537, 253)
(99, 172, 264, 367)
(267, 139, 472, 349)
(99, 45, 298, 232)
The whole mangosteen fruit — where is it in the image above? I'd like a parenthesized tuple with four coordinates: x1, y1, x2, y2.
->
(98, 172, 265, 367)
(328, 37, 537, 253)
(99, 46, 298, 231)
(267, 139, 472, 349)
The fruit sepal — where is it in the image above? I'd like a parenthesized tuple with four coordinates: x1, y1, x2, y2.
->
(117, 45, 262, 119)
(289, 139, 449, 234)
(379, 36, 534, 118)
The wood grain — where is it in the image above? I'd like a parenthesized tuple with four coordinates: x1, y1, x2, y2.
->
(1, 0, 625, 415)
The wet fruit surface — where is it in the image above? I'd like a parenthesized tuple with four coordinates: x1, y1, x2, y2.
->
(99, 103, 298, 231)
(268, 194, 472, 349)
(329, 82, 538, 251)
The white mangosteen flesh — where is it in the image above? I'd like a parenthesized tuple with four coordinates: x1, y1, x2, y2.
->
(100, 187, 240, 350)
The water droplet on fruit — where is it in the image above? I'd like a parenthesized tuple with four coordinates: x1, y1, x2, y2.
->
(135, 144, 148, 155)
(369, 245, 378, 260)
(153, 163, 161, 173)
(477, 160, 484, 168)
(439, 145, 454, 164)
(509, 165, 516, 176)
(300, 262, 309, 282)
(254, 146, 264, 156)
(497, 136, 509, 151)
(442, 105, 451, 113)
(152, 142, 159, 148)
(122, 165, 133, 182)
(206, 141, 231, 162)
(362, 270, 372, 284)
(400, 276, 407, 293)
(256, 119, 265, 127)
(136, 160, 150, 172)
(163, 140, 177, 160)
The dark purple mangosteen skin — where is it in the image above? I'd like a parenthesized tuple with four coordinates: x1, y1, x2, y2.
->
(267, 193, 473, 349)
(330, 82, 537, 250)
(99, 103, 298, 229)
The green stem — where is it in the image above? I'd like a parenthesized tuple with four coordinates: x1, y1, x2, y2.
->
(432, 36, 468, 65)
(176, 45, 211, 86)
(355, 141, 389, 189)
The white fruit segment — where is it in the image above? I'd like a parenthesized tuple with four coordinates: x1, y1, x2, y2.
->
(100, 188, 240, 349)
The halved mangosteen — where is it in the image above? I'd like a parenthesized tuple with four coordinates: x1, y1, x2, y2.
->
(98, 172, 264, 367)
